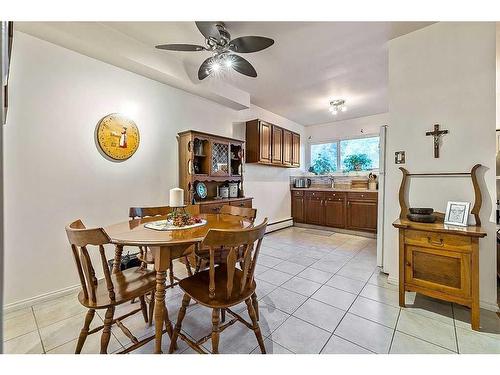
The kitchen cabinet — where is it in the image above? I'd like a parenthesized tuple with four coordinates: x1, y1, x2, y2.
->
(246, 119, 300, 168)
(346, 192, 378, 232)
(291, 189, 377, 233)
(292, 132, 300, 167)
(272, 125, 283, 164)
(305, 191, 324, 225)
(283, 129, 293, 166)
(291, 190, 305, 223)
(324, 193, 346, 228)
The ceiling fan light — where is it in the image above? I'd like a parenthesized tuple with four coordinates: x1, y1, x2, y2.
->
(341, 106, 347, 112)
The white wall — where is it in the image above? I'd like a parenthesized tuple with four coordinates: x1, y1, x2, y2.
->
(3, 32, 304, 307)
(385, 22, 497, 310)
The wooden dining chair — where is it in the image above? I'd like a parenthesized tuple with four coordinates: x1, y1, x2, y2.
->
(194, 205, 257, 273)
(168, 218, 268, 354)
(129, 205, 197, 280)
(65, 219, 162, 354)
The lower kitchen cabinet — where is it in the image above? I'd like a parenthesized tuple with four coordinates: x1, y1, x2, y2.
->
(292, 189, 377, 233)
(325, 196, 346, 228)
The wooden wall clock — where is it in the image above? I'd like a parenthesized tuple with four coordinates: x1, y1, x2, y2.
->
(96, 113, 140, 161)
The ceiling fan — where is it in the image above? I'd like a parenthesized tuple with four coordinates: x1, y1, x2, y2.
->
(155, 22, 274, 80)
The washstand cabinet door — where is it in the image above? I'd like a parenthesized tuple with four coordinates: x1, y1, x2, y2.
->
(405, 245, 471, 298)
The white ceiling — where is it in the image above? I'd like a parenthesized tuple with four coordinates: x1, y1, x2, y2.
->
(16, 21, 433, 126)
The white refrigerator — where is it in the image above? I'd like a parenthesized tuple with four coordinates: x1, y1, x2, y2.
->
(376, 125, 387, 269)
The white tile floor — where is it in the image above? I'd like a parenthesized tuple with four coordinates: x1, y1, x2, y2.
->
(3, 227, 500, 354)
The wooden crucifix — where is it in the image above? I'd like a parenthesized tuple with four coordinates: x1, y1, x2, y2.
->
(425, 124, 448, 158)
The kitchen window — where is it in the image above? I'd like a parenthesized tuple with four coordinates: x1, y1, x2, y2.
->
(309, 135, 379, 174)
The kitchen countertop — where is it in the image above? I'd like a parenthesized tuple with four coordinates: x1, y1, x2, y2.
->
(290, 187, 377, 193)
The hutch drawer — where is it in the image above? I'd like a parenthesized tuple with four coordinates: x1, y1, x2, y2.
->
(199, 202, 225, 214)
(230, 199, 253, 208)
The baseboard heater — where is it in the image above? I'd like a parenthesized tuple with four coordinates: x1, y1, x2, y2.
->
(265, 218, 293, 233)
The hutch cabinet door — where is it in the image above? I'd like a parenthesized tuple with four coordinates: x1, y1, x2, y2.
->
(346, 200, 377, 232)
(405, 245, 471, 298)
(292, 132, 300, 167)
(272, 125, 283, 164)
(259, 121, 272, 163)
(283, 129, 293, 166)
(305, 196, 324, 225)
(324, 197, 345, 228)
(292, 191, 305, 223)
(210, 140, 230, 176)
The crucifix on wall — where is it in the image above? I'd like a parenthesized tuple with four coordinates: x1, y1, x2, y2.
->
(425, 124, 448, 158)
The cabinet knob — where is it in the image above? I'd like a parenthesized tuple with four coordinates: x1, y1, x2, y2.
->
(406, 261, 411, 267)
(361, 194, 364, 198)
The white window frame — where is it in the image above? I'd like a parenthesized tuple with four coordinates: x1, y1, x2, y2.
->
(307, 133, 380, 175)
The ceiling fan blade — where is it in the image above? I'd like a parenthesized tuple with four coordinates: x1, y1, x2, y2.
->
(198, 56, 215, 80)
(231, 55, 257, 78)
(229, 36, 274, 53)
(195, 21, 221, 42)
(155, 43, 206, 51)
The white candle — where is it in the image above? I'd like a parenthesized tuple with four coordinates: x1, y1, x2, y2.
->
(169, 188, 184, 207)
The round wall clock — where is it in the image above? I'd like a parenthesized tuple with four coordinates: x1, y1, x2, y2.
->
(96, 113, 140, 161)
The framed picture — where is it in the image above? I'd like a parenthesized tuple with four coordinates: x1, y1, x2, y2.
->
(444, 201, 470, 227)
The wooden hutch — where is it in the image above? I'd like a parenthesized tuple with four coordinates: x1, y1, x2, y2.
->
(393, 165, 486, 330)
(178, 130, 252, 213)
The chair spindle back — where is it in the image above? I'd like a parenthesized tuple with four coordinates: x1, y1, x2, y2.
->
(201, 218, 268, 300)
(65, 219, 114, 303)
(219, 205, 257, 224)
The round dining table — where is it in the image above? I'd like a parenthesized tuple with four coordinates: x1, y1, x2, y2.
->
(104, 213, 253, 353)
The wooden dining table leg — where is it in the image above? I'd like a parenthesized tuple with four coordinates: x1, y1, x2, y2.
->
(152, 246, 174, 354)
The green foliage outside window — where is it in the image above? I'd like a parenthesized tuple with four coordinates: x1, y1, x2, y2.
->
(308, 153, 336, 175)
(343, 153, 373, 171)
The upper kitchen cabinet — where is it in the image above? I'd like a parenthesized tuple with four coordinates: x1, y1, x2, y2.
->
(246, 119, 300, 168)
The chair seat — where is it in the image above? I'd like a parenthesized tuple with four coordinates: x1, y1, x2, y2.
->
(78, 267, 156, 309)
(179, 266, 256, 308)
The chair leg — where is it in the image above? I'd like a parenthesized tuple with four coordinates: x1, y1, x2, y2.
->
(75, 309, 95, 354)
(245, 298, 266, 354)
(221, 309, 226, 323)
(211, 308, 221, 354)
(195, 257, 202, 274)
(168, 294, 191, 353)
(100, 306, 115, 354)
(139, 295, 148, 323)
(251, 293, 259, 321)
(169, 260, 175, 287)
(184, 256, 193, 276)
(148, 290, 155, 327)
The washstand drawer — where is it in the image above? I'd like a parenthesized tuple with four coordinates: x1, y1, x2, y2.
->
(292, 190, 304, 197)
(305, 191, 325, 199)
(347, 191, 378, 201)
(405, 229, 472, 252)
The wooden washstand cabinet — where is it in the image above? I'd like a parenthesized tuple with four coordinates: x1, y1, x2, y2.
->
(393, 165, 486, 330)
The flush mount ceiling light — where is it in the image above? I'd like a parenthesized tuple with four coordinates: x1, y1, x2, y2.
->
(155, 22, 274, 80)
(329, 99, 347, 115)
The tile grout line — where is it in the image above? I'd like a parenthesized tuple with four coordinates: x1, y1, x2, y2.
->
(452, 303, 460, 353)
(31, 306, 46, 354)
(387, 308, 402, 354)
